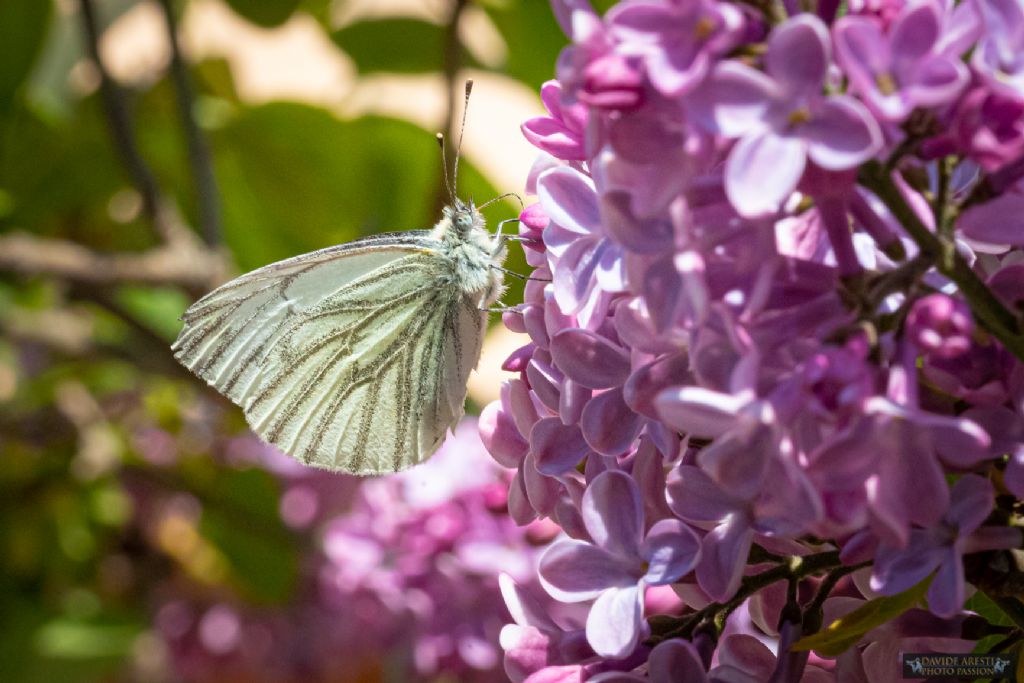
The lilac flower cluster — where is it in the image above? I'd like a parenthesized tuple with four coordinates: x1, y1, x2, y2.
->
(143, 421, 546, 682)
(483, 0, 1024, 680)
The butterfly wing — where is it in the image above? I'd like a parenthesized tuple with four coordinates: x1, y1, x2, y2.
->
(172, 231, 486, 474)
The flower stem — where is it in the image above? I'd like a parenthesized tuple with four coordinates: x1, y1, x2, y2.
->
(859, 161, 1024, 361)
(648, 551, 844, 644)
(990, 594, 1024, 632)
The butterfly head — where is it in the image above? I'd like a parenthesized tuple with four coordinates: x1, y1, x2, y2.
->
(445, 199, 482, 239)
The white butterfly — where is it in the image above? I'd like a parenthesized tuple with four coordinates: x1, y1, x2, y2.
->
(172, 198, 508, 474)
(172, 82, 512, 474)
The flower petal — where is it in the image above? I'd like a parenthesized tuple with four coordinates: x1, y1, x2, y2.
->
(927, 549, 965, 619)
(500, 624, 553, 683)
(539, 539, 638, 602)
(689, 61, 777, 137)
(946, 474, 993, 534)
(509, 464, 538, 525)
(583, 470, 645, 557)
(697, 423, 772, 500)
(958, 194, 1024, 246)
(550, 328, 631, 389)
(1006, 446, 1024, 500)
(890, 0, 941, 70)
(601, 190, 676, 254)
(531, 417, 590, 475)
(696, 514, 754, 601)
(641, 519, 702, 584)
(525, 452, 563, 516)
(655, 386, 749, 438)
(580, 387, 644, 456)
(648, 639, 709, 683)
(500, 573, 561, 630)
(667, 465, 743, 523)
(641, 255, 683, 333)
(586, 585, 644, 658)
(624, 352, 693, 420)
(552, 237, 605, 315)
(522, 117, 587, 161)
(538, 166, 601, 235)
(805, 96, 883, 170)
(715, 634, 777, 681)
(725, 131, 807, 216)
(480, 399, 529, 468)
(766, 14, 830, 97)
(559, 378, 592, 426)
(527, 353, 563, 413)
(870, 533, 944, 596)
(905, 53, 968, 109)
(833, 15, 889, 89)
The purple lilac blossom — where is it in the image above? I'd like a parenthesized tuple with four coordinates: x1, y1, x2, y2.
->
(833, 0, 968, 123)
(481, 0, 1024, 679)
(688, 14, 882, 216)
(539, 470, 701, 657)
(153, 421, 544, 683)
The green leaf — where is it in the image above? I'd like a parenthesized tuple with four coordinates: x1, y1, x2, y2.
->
(195, 467, 299, 604)
(591, 0, 621, 13)
(224, 0, 300, 28)
(791, 576, 933, 656)
(966, 591, 1016, 654)
(212, 104, 502, 269)
(483, 0, 565, 89)
(0, 590, 143, 683)
(333, 18, 446, 74)
(212, 103, 526, 306)
(0, 100, 142, 248)
(35, 616, 141, 659)
(114, 286, 191, 342)
(0, 0, 52, 108)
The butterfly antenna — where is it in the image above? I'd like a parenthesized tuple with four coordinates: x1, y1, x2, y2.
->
(452, 79, 473, 197)
(436, 133, 456, 203)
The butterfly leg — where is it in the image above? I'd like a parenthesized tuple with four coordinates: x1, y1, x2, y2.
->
(481, 303, 526, 314)
(490, 217, 518, 256)
(490, 265, 550, 282)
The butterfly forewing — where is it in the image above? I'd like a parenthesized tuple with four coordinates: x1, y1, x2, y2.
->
(172, 232, 485, 474)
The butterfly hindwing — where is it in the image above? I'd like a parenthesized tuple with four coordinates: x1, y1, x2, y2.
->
(172, 232, 486, 474)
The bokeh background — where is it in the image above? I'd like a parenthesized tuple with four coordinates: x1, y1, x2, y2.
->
(0, 0, 605, 680)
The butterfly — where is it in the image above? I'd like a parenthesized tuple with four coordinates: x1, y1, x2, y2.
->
(172, 82, 514, 475)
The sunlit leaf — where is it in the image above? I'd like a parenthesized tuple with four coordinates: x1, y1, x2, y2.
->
(966, 591, 1016, 654)
(333, 19, 446, 74)
(215, 106, 492, 259)
(195, 467, 299, 604)
(34, 616, 141, 659)
(483, 0, 564, 89)
(790, 576, 933, 656)
(224, 0, 301, 28)
(0, 0, 52, 108)
(115, 287, 190, 343)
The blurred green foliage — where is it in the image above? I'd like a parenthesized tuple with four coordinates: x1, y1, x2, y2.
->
(0, 0, 559, 680)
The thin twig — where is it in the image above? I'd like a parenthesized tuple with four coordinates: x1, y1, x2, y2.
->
(0, 230, 223, 294)
(78, 0, 169, 240)
(648, 551, 844, 645)
(859, 161, 1024, 361)
(933, 156, 952, 236)
(802, 562, 868, 633)
(155, 0, 222, 247)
